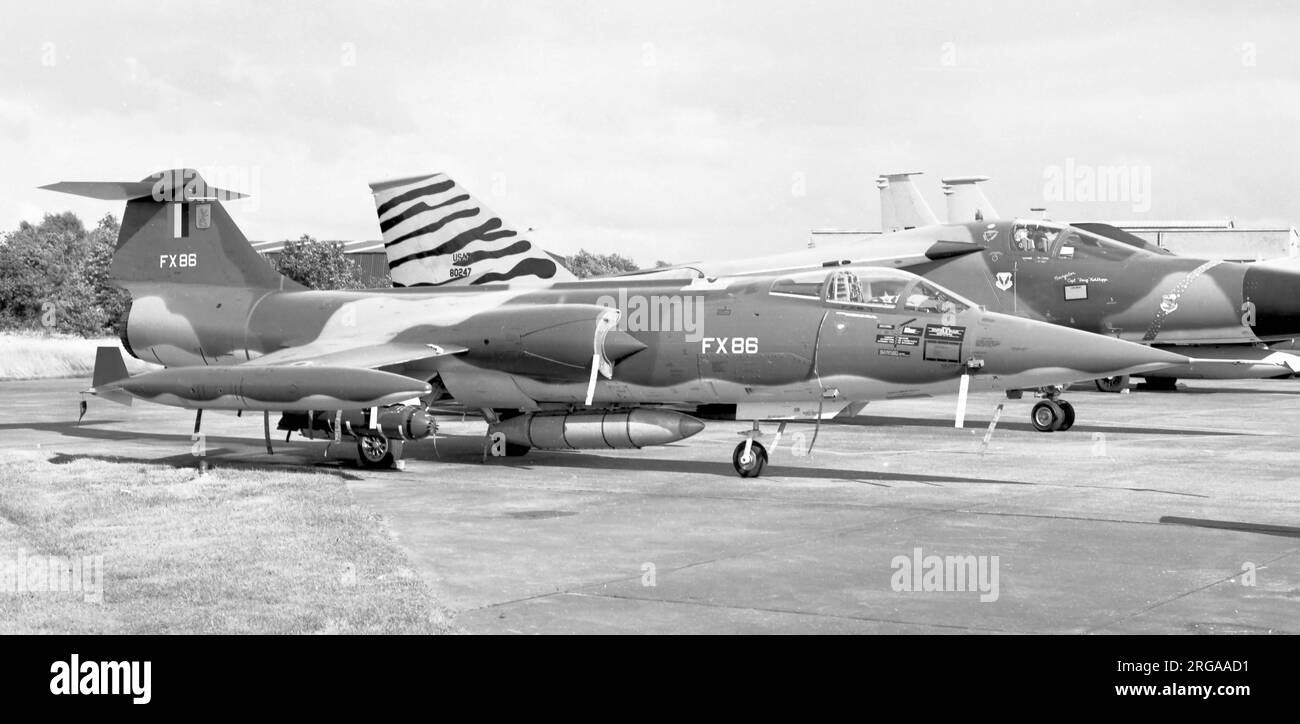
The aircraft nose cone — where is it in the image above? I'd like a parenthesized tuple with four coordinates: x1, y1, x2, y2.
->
(1244, 265, 1300, 338)
(604, 330, 649, 362)
(980, 313, 1187, 379)
(1055, 329, 1188, 375)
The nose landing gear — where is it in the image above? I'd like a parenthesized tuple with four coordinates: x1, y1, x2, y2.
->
(732, 440, 769, 477)
(1030, 397, 1075, 432)
(731, 420, 772, 477)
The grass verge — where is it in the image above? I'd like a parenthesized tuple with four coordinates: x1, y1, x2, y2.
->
(0, 331, 157, 381)
(0, 451, 454, 634)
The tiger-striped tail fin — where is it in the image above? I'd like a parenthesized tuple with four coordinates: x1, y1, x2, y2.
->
(369, 173, 575, 287)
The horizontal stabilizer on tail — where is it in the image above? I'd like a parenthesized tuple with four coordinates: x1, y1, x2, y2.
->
(877, 172, 940, 232)
(369, 172, 577, 287)
(41, 169, 248, 203)
(940, 175, 998, 222)
(41, 169, 295, 291)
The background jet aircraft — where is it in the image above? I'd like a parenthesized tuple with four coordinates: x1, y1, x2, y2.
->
(370, 172, 576, 287)
(940, 175, 998, 225)
(865, 172, 1300, 387)
(47, 169, 1184, 476)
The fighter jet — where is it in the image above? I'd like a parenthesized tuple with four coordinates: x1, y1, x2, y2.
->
(864, 172, 1300, 388)
(370, 172, 1211, 432)
(46, 169, 1183, 477)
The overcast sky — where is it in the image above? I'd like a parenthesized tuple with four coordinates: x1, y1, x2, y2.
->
(2, 1, 1297, 264)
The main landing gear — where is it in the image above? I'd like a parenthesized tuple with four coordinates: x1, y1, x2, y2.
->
(356, 433, 395, 469)
(1094, 375, 1129, 393)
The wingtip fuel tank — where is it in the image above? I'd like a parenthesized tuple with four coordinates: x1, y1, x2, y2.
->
(94, 365, 431, 411)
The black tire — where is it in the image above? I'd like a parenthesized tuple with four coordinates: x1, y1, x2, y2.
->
(504, 441, 531, 457)
(1094, 375, 1128, 393)
(1139, 376, 1178, 391)
(356, 434, 394, 468)
(1031, 400, 1063, 433)
(732, 441, 768, 478)
(1057, 401, 1076, 431)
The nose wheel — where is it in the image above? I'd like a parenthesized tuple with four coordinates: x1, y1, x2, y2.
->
(732, 440, 768, 477)
(1031, 399, 1075, 432)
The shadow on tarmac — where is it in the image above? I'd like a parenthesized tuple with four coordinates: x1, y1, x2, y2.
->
(403, 442, 1063, 488)
(1160, 516, 1300, 539)
(45, 452, 365, 480)
(787, 416, 1252, 436)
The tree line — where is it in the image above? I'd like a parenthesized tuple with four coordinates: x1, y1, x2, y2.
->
(0, 212, 662, 337)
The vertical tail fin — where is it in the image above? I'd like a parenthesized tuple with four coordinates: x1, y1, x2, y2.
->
(369, 173, 576, 287)
(941, 175, 999, 223)
(876, 172, 941, 232)
(41, 169, 298, 292)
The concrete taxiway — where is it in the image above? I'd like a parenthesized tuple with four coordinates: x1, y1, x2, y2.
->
(3, 377, 1297, 633)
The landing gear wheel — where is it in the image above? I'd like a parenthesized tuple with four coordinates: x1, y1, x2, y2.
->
(732, 441, 768, 478)
(1057, 401, 1076, 431)
(1094, 375, 1128, 393)
(356, 433, 394, 468)
(1031, 400, 1065, 433)
(1141, 377, 1178, 391)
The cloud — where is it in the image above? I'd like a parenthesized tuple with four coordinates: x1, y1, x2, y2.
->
(3, 1, 1299, 264)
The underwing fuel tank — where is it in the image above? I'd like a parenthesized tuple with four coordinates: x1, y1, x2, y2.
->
(96, 365, 431, 411)
(278, 405, 436, 440)
(489, 409, 706, 449)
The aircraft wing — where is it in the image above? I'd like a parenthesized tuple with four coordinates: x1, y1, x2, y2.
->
(241, 341, 468, 369)
(612, 233, 984, 281)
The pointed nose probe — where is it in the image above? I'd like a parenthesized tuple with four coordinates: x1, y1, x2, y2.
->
(1042, 325, 1187, 376)
(980, 314, 1188, 378)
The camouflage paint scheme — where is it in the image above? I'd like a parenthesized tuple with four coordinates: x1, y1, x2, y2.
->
(45, 170, 1183, 419)
(635, 221, 1300, 379)
(370, 172, 1300, 355)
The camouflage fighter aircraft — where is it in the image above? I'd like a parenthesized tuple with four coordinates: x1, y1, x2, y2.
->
(371, 172, 1228, 433)
(46, 169, 1184, 476)
(861, 172, 1300, 389)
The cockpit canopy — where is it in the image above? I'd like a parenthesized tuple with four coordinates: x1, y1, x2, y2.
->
(770, 267, 974, 316)
(1006, 220, 1160, 261)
